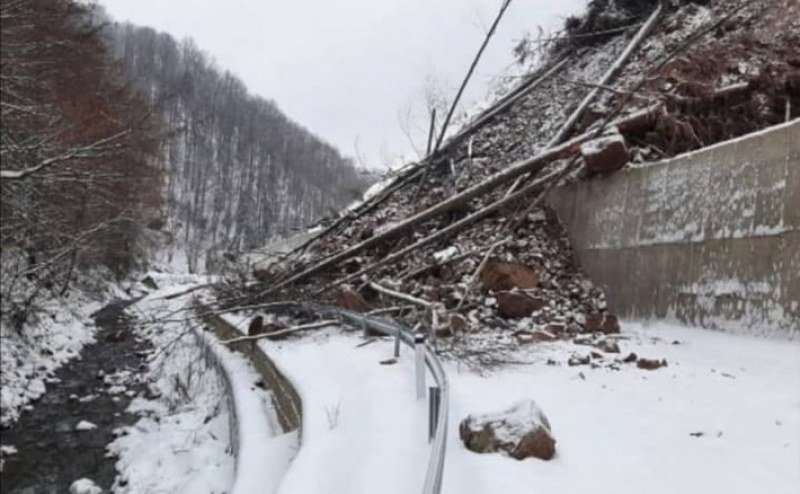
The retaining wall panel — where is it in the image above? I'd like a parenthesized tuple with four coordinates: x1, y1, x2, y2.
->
(550, 120, 799, 335)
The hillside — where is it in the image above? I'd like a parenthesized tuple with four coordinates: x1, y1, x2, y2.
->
(104, 23, 369, 272)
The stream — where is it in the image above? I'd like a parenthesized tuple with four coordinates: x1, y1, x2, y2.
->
(0, 299, 149, 493)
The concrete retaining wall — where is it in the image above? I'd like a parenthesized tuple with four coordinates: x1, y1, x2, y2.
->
(549, 120, 799, 336)
(197, 308, 302, 433)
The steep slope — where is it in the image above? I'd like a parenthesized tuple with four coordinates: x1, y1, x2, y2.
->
(104, 23, 368, 272)
(234, 0, 797, 361)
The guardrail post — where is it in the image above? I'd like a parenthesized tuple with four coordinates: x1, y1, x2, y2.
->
(394, 329, 401, 358)
(415, 334, 426, 400)
(428, 386, 441, 442)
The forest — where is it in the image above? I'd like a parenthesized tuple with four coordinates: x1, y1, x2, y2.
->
(105, 21, 369, 271)
(0, 0, 368, 330)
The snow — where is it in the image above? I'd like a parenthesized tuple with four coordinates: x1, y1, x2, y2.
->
(263, 329, 432, 494)
(110, 274, 296, 494)
(433, 246, 460, 264)
(109, 277, 236, 494)
(463, 399, 552, 446)
(257, 320, 798, 494)
(69, 478, 102, 494)
(0, 286, 107, 427)
(193, 323, 298, 494)
(442, 320, 800, 494)
(74, 420, 98, 431)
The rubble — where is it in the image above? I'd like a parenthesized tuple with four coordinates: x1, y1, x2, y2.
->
(336, 286, 369, 311)
(227, 0, 797, 368)
(479, 261, 539, 291)
(637, 358, 668, 370)
(496, 292, 547, 319)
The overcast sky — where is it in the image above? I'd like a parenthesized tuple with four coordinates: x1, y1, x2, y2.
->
(98, 0, 585, 169)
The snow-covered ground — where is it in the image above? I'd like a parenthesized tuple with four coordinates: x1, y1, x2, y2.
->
(255, 320, 799, 494)
(0, 287, 111, 427)
(266, 330, 431, 494)
(109, 277, 236, 493)
(110, 275, 295, 494)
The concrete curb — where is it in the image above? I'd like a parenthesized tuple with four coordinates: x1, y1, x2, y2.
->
(192, 302, 302, 493)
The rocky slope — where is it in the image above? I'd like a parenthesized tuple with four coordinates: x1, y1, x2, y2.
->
(231, 0, 798, 363)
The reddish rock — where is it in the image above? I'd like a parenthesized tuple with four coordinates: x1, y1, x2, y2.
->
(622, 352, 638, 363)
(580, 134, 629, 174)
(513, 427, 557, 461)
(459, 400, 556, 461)
(545, 323, 566, 336)
(531, 330, 557, 342)
(637, 358, 668, 370)
(480, 261, 539, 291)
(497, 292, 547, 319)
(336, 287, 368, 311)
(584, 312, 603, 332)
(601, 314, 620, 334)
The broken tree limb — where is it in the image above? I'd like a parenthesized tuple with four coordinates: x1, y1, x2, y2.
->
(556, 76, 654, 102)
(437, 56, 570, 157)
(454, 238, 510, 311)
(263, 46, 569, 270)
(426, 108, 437, 157)
(275, 165, 425, 265)
(368, 281, 432, 308)
(262, 138, 579, 295)
(315, 160, 575, 294)
(505, 2, 663, 198)
(0, 129, 130, 179)
(266, 101, 664, 297)
(367, 305, 418, 316)
(433, 0, 514, 154)
(220, 319, 338, 344)
(399, 248, 481, 281)
(161, 283, 214, 300)
(546, 2, 663, 147)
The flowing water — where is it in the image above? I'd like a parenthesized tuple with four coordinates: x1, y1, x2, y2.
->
(0, 299, 149, 493)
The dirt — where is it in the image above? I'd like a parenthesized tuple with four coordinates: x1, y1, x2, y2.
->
(0, 299, 149, 494)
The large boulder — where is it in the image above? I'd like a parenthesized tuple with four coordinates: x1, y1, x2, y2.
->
(497, 292, 547, 318)
(600, 314, 620, 334)
(580, 134, 629, 174)
(480, 261, 539, 291)
(459, 400, 556, 461)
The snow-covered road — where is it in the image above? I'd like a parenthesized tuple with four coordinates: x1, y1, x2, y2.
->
(261, 320, 799, 494)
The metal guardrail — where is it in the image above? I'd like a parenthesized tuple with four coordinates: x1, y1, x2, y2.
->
(317, 307, 449, 494)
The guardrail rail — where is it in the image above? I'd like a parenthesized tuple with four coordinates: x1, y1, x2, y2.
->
(318, 307, 449, 494)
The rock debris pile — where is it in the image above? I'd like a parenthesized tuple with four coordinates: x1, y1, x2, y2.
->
(229, 0, 796, 365)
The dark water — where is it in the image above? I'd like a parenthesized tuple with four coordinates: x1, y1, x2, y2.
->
(0, 299, 150, 494)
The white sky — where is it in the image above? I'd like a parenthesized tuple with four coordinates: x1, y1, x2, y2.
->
(97, 0, 585, 169)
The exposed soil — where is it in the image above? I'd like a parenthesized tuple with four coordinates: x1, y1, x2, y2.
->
(0, 299, 149, 494)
